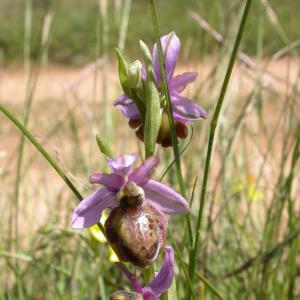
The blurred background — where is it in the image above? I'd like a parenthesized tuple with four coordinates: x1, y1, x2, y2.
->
(0, 0, 299, 299)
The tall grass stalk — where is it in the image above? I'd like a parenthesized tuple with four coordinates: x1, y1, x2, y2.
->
(12, 0, 32, 254)
(98, 0, 112, 141)
(118, 0, 132, 51)
(189, 0, 253, 284)
(149, 0, 193, 249)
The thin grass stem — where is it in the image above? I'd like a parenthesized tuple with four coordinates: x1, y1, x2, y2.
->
(189, 0, 253, 284)
(149, 0, 193, 249)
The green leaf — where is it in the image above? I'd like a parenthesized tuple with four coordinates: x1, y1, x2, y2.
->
(96, 135, 114, 159)
(140, 40, 162, 158)
(115, 47, 131, 97)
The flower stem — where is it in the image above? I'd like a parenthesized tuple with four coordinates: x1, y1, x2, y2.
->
(149, 0, 193, 248)
(189, 0, 253, 284)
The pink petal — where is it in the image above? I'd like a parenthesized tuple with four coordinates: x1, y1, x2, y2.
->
(71, 188, 117, 228)
(144, 180, 189, 215)
(128, 156, 159, 186)
(170, 72, 198, 93)
(108, 154, 137, 177)
(146, 246, 174, 296)
(114, 95, 140, 119)
(89, 173, 124, 192)
(153, 32, 180, 83)
(171, 93, 207, 121)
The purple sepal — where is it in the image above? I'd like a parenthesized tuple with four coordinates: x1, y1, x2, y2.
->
(153, 32, 180, 83)
(89, 173, 124, 192)
(147, 246, 174, 295)
(71, 188, 118, 228)
(170, 72, 198, 93)
(114, 95, 140, 119)
(144, 180, 189, 215)
(128, 156, 159, 186)
(171, 93, 207, 121)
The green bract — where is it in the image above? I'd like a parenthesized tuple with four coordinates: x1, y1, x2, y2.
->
(115, 47, 146, 122)
(140, 40, 162, 158)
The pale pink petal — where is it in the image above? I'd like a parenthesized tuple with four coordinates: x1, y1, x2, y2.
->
(128, 156, 159, 186)
(153, 32, 180, 82)
(71, 188, 117, 228)
(89, 173, 124, 191)
(170, 72, 198, 93)
(144, 180, 189, 215)
(108, 154, 137, 176)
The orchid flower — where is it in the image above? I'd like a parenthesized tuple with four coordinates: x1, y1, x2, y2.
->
(110, 246, 174, 300)
(114, 32, 207, 146)
(72, 154, 188, 266)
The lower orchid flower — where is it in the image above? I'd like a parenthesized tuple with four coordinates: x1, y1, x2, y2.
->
(71, 154, 189, 267)
(110, 247, 174, 300)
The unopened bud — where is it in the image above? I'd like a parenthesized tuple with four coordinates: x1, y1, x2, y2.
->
(127, 60, 142, 89)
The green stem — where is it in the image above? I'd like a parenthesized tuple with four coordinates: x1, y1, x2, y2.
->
(149, 0, 193, 248)
(189, 0, 253, 283)
(195, 272, 224, 300)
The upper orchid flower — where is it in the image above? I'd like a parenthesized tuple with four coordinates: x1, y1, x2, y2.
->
(114, 32, 207, 146)
(110, 246, 174, 300)
(72, 154, 189, 267)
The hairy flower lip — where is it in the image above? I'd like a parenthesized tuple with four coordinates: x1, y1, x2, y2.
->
(105, 201, 167, 267)
(71, 154, 189, 229)
(114, 31, 207, 124)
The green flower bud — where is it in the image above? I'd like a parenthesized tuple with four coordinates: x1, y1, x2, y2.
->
(127, 60, 142, 89)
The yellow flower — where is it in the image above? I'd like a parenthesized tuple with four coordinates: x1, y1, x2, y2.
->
(88, 211, 119, 262)
(89, 224, 107, 243)
(232, 173, 263, 202)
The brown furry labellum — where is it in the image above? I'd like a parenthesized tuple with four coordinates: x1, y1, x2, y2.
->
(105, 182, 167, 268)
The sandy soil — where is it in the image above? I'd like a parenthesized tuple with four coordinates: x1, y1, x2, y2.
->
(1, 57, 299, 105)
